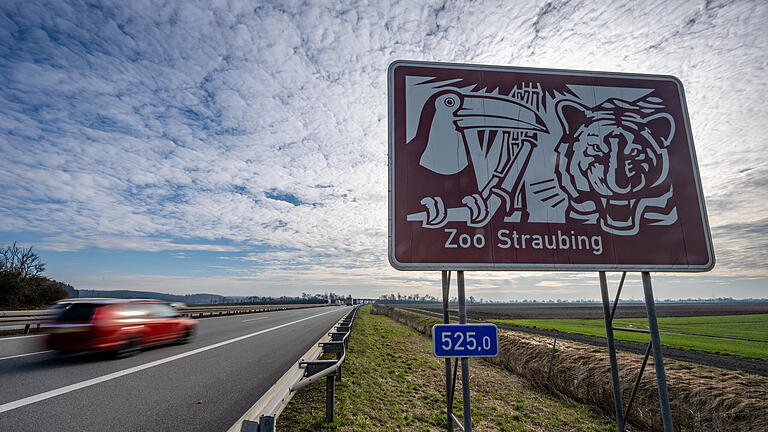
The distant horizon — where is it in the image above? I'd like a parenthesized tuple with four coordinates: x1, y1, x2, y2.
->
(70, 286, 768, 304)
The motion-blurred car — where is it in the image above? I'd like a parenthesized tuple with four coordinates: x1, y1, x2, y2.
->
(45, 299, 197, 357)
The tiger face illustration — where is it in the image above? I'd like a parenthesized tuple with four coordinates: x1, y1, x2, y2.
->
(555, 97, 677, 235)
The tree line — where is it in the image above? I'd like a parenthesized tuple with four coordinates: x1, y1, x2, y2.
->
(0, 242, 69, 309)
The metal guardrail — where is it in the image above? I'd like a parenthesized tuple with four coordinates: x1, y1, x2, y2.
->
(177, 304, 328, 319)
(0, 303, 331, 334)
(233, 306, 360, 432)
(0, 310, 58, 333)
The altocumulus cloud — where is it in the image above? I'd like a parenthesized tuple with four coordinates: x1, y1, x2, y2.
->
(0, 0, 766, 298)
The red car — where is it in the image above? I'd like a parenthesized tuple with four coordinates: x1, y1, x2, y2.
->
(45, 299, 197, 357)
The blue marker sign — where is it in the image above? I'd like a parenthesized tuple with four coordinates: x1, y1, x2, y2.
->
(432, 324, 498, 358)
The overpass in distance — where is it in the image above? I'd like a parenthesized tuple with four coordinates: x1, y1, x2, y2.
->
(0, 306, 352, 432)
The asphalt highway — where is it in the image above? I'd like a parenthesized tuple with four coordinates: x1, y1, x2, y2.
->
(0, 305, 352, 432)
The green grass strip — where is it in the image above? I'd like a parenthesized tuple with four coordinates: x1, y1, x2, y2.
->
(490, 314, 768, 360)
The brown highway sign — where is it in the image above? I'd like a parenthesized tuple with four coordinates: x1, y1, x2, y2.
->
(388, 61, 714, 271)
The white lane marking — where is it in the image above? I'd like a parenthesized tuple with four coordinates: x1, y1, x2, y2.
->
(0, 351, 54, 361)
(0, 307, 347, 414)
(0, 334, 45, 342)
(241, 317, 267, 322)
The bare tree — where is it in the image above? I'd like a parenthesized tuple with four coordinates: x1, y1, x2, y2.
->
(0, 242, 46, 278)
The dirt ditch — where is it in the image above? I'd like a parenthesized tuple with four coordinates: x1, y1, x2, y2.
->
(374, 305, 768, 432)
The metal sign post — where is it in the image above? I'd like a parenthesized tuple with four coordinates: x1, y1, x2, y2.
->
(440, 270, 475, 432)
(457, 271, 472, 432)
(642, 272, 674, 431)
(441, 271, 453, 432)
(599, 272, 626, 430)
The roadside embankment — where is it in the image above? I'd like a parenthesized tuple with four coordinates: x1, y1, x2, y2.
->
(279, 305, 616, 431)
(376, 306, 768, 432)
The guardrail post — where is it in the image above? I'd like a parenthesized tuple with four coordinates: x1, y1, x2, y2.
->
(325, 375, 335, 422)
(240, 416, 274, 432)
(240, 420, 257, 432)
(259, 415, 275, 432)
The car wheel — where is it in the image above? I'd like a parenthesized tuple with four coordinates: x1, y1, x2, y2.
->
(177, 327, 195, 344)
(112, 337, 140, 359)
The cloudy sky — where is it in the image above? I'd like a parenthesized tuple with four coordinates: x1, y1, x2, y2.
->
(1, 0, 766, 301)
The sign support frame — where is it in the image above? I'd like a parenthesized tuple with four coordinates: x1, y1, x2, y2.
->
(439, 270, 675, 432)
(600, 271, 674, 432)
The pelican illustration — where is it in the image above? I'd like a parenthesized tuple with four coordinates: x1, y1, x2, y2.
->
(407, 90, 548, 228)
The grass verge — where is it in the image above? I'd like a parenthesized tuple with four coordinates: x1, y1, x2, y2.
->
(279, 305, 616, 431)
(490, 314, 768, 360)
(379, 306, 768, 432)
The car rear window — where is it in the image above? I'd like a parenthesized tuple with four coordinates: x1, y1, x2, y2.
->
(146, 303, 179, 318)
(57, 303, 100, 322)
